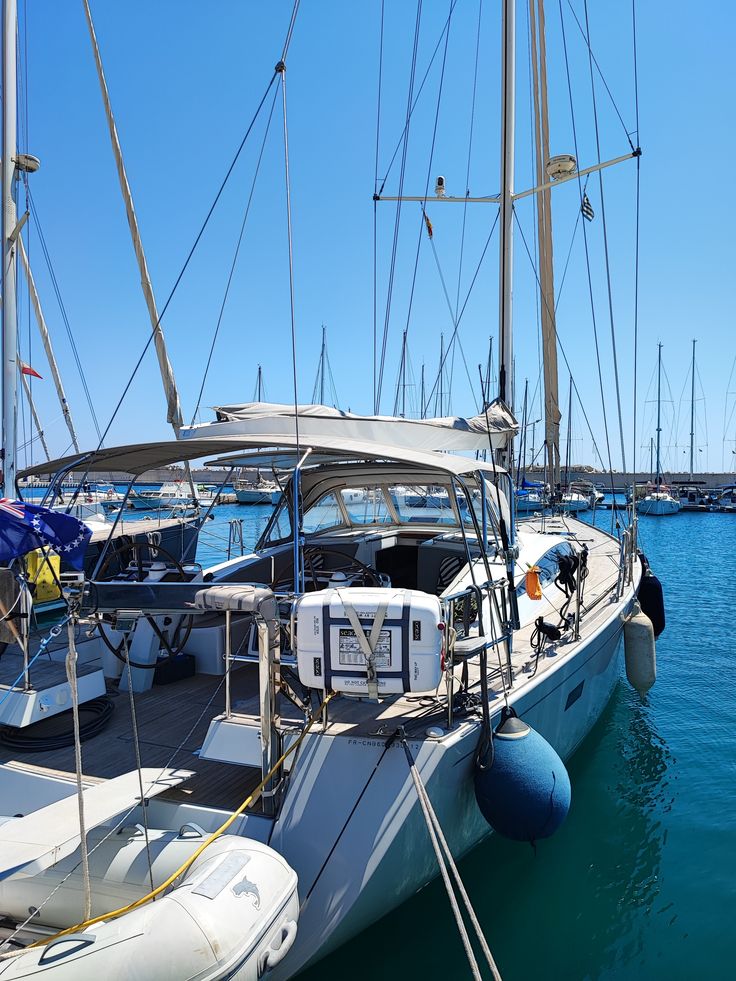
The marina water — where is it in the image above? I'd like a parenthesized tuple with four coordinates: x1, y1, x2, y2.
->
(196, 501, 733, 980)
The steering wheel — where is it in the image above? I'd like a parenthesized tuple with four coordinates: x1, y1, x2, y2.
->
(272, 547, 381, 591)
(96, 542, 194, 669)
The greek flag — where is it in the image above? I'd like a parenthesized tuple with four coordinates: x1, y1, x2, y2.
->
(581, 193, 595, 222)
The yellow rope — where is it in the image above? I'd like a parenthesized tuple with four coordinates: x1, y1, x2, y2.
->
(27, 691, 335, 950)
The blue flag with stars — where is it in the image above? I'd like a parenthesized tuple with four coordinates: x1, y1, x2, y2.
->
(0, 499, 92, 571)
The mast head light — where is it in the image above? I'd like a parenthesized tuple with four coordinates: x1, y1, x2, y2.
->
(546, 154, 576, 180)
(15, 153, 40, 174)
(435, 175, 446, 197)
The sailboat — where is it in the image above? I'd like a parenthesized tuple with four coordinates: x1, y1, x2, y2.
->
(0, 2, 662, 978)
(637, 343, 680, 516)
(233, 368, 282, 504)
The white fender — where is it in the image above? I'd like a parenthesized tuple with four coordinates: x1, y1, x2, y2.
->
(623, 600, 656, 695)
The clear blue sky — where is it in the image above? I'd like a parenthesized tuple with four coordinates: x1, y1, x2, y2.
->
(13, 1, 736, 474)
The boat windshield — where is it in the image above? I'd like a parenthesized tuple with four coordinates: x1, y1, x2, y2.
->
(262, 480, 492, 546)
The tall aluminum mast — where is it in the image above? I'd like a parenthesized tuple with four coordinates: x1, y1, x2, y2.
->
(497, 0, 516, 422)
(1, 0, 18, 495)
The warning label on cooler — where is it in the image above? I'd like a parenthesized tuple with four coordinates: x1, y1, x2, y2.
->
(338, 628, 392, 666)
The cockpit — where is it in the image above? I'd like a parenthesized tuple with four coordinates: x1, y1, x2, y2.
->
(210, 462, 511, 600)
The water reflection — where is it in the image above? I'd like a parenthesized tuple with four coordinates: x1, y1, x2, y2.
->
(304, 682, 674, 981)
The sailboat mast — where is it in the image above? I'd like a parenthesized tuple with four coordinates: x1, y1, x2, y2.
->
(401, 330, 408, 418)
(256, 365, 263, 401)
(655, 341, 663, 486)
(420, 363, 425, 420)
(689, 338, 696, 478)
(82, 3, 186, 438)
(1, 0, 18, 495)
(18, 238, 80, 452)
(484, 336, 493, 400)
(319, 326, 326, 405)
(529, 0, 561, 487)
(438, 334, 445, 417)
(518, 378, 528, 486)
(497, 0, 515, 421)
(564, 374, 573, 488)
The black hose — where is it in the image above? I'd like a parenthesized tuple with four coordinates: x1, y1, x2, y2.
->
(0, 697, 114, 753)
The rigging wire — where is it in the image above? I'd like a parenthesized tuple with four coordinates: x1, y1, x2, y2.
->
(421, 211, 479, 412)
(373, 0, 385, 410)
(27, 193, 102, 440)
(565, 0, 636, 149)
(191, 82, 280, 424)
(422, 210, 500, 416)
(394, 0, 454, 386)
(375, 0, 424, 413)
(78, 64, 284, 466)
(558, 0, 616, 498)
(582, 0, 628, 475)
(376, 0, 459, 195)
(513, 210, 611, 494)
(454, 0, 483, 320)
(279, 60, 300, 447)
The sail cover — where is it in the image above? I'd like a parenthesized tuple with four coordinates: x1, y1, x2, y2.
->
(182, 401, 518, 454)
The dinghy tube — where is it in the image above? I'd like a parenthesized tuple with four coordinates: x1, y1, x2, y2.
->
(0, 835, 299, 980)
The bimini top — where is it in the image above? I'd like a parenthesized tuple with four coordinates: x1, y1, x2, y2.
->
(18, 432, 508, 480)
(181, 400, 517, 454)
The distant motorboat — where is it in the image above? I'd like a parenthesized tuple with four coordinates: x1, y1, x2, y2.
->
(569, 479, 604, 507)
(560, 490, 589, 513)
(128, 481, 197, 511)
(637, 488, 680, 516)
(717, 486, 736, 511)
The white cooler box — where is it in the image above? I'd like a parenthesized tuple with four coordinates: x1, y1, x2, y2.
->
(296, 587, 444, 696)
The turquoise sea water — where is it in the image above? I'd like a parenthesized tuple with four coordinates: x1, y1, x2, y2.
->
(196, 503, 734, 979)
(302, 508, 734, 981)
(45, 493, 734, 979)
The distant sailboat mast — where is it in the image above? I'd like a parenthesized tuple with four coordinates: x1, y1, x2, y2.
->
(254, 364, 264, 402)
(689, 338, 696, 479)
(655, 341, 663, 487)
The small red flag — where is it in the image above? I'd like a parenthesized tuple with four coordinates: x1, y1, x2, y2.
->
(423, 212, 434, 239)
(20, 361, 42, 380)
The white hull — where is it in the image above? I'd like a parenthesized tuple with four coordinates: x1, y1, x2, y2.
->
(235, 488, 280, 505)
(266, 594, 630, 976)
(515, 493, 545, 513)
(560, 493, 589, 513)
(637, 495, 680, 516)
